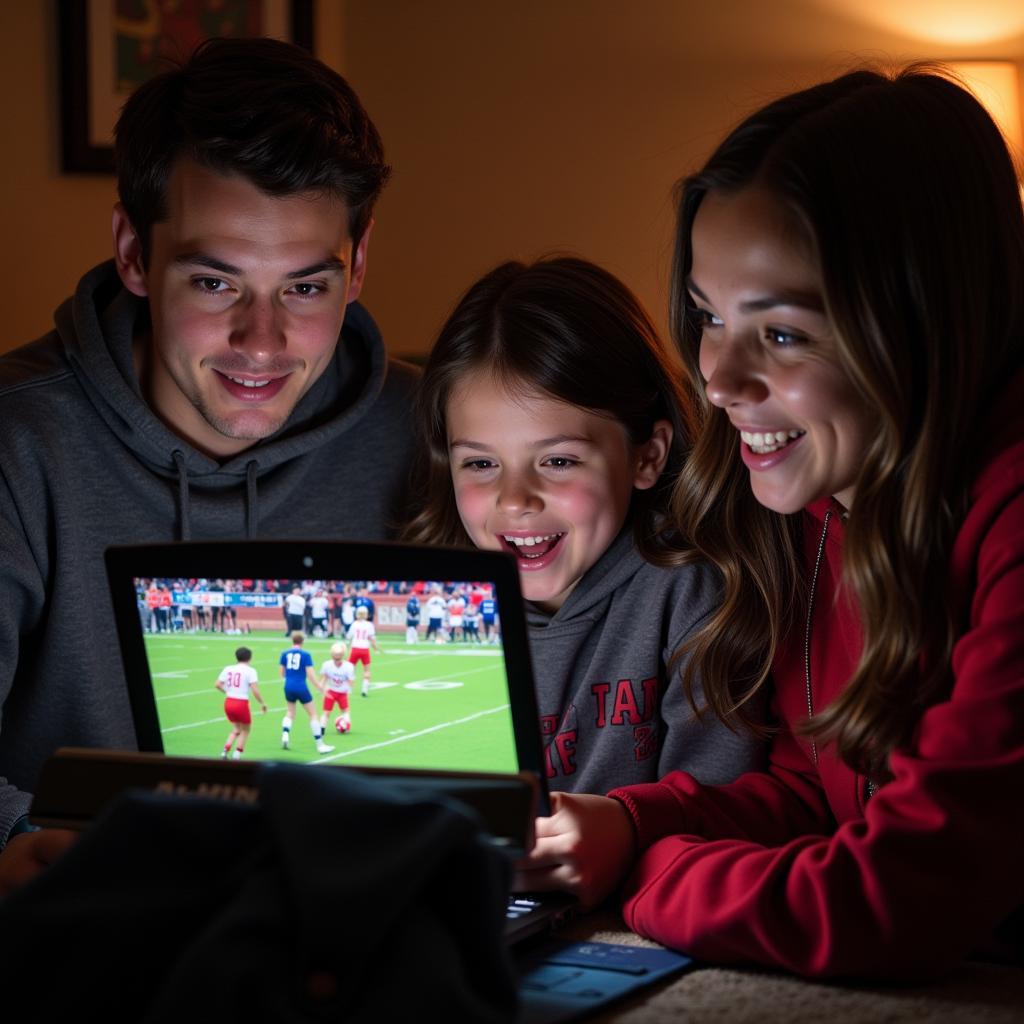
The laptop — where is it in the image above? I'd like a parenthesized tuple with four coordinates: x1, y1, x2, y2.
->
(93, 538, 578, 944)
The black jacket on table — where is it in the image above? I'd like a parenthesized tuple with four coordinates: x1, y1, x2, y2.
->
(0, 764, 517, 1022)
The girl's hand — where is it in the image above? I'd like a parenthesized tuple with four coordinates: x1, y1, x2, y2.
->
(0, 828, 78, 897)
(513, 791, 637, 910)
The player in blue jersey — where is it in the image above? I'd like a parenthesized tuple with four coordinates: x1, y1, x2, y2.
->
(353, 585, 376, 622)
(405, 593, 421, 644)
(279, 631, 334, 754)
(479, 596, 499, 644)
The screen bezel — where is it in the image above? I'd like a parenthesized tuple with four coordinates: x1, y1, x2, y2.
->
(105, 539, 549, 811)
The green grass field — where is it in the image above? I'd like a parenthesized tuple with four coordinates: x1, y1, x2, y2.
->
(143, 631, 518, 772)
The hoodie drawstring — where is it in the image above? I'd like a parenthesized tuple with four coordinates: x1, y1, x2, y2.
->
(172, 450, 192, 541)
(245, 460, 260, 538)
(171, 451, 260, 540)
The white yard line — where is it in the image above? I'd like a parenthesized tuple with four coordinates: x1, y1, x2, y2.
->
(312, 705, 511, 763)
(157, 662, 499, 702)
(161, 703, 510, 744)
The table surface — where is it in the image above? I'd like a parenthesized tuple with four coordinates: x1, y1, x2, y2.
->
(551, 909, 1024, 1023)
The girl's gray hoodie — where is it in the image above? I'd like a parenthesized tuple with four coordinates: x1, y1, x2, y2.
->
(526, 529, 765, 794)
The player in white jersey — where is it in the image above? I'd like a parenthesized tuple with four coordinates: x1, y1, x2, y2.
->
(463, 601, 482, 643)
(318, 641, 354, 733)
(284, 587, 307, 634)
(446, 592, 466, 642)
(215, 647, 267, 759)
(346, 606, 380, 697)
(309, 590, 330, 637)
(425, 589, 447, 643)
(339, 593, 356, 637)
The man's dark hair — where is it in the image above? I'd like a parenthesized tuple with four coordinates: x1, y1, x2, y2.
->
(115, 36, 390, 261)
(235, 647, 252, 662)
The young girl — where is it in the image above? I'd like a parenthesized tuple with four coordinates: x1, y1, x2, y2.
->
(405, 256, 764, 793)
(517, 67, 1024, 978)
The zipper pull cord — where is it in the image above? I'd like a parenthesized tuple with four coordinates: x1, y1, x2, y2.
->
(804, 507, 833, 766)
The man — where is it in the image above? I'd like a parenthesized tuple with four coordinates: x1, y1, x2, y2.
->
(405, 592, 421, 644)
(0, 38, 417, 887)
(284, 586, 307, 635)
(328, 586, 344, 637)
(463, 599, 482, 643)
(279, 632, 333, 755)
(207, 579, 226, 633)
(144, 582, 161, 633)
(309, 589, 330, 638)
(425, 586, 447, 643)
(479, 593, 500, 644)
(353, 585, 376, 623)
(339, 588, 357, 638)
(180, 583, 195, 633)
(194, 581, 210, 632)
(446, 589, 466, 643)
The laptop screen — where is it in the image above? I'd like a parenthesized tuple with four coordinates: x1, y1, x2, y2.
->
(106, 540, 547, 798)
(133, 576, 517, 772)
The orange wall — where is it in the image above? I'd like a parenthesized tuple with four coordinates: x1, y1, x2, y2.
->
(2, 1, 1023, 359)
(0, 5, 114, 350)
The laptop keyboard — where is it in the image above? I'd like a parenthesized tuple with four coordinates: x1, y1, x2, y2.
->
(507, 895, 546, 921)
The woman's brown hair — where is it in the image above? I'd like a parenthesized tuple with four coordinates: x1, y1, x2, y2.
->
(671, 65, 1024, 772)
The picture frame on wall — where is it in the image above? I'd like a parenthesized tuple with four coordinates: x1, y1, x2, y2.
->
(58, 0, 315, 174)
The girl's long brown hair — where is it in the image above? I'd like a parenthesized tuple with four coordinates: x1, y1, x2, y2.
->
(403, 256, 699, 565)
(671, 65, 1024, 774)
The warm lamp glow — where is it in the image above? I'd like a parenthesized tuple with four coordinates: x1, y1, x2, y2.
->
(947, 61, 1022, 153)
(826, 1, 1024, 46)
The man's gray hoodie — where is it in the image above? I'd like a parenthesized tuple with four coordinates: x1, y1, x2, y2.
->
(0, 261, 419, 841)
(526, 529, 764, 794)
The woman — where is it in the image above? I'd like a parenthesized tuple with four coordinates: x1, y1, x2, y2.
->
(515, 65, 1024, 979)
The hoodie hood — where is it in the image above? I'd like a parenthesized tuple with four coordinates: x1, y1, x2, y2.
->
(56, 260, 391, 537)
(524, 527, 641, 631)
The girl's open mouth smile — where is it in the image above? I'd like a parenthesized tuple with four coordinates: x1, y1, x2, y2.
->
(499, 532, 566, 568)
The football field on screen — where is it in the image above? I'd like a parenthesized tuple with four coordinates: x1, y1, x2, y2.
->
(143, 632, 519, 772)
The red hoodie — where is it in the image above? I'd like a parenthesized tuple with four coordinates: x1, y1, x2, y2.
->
(609, 382, 1024, 979)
